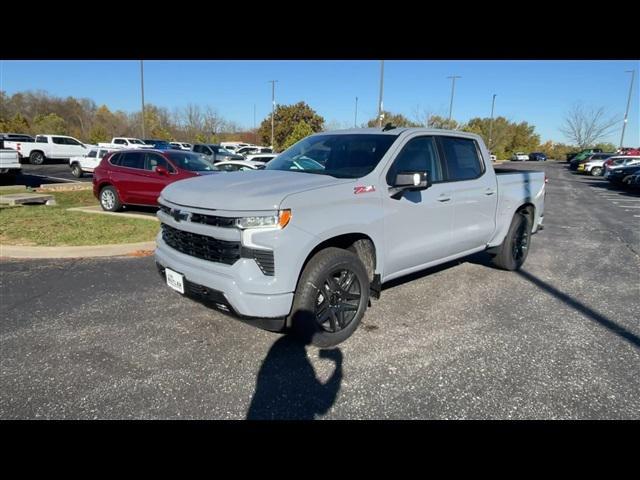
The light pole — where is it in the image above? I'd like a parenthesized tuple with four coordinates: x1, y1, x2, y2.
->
(377, 60, 385, 127)
(140, 60, 146, 139)
(447, 75, 461, 124)
(354, 96, 358, 127)
(488, 94, 497, 150)
(253, 103, 257, 144)
(268, 80, 278, 149)
(620, 69, 636, 150)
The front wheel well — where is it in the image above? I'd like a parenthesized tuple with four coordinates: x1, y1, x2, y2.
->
(300, 233, 377, 283)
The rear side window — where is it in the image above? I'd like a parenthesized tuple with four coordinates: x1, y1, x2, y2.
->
(114, 139, 126, 145)
(193, 145, 202, 153)
(87, 150, 97, 158)
(439, 137, 484, 181)
(36, 136, 48, 143)
(386, 136, 443, 184)
(109, 153, 122, 165)
(119, 152, 144, 169)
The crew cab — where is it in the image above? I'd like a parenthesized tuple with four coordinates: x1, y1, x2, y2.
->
(4, 134, 92, 165)
(69, 147, 117, 178)
(192, 144, 244, 163)
(155, 128, 546, 347)
(98, 137, 154, 150)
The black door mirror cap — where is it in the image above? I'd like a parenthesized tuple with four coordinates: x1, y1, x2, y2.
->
(389, 170, 431, 198)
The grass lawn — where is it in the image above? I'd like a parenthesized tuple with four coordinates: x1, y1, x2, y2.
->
(0, 189, 160, 246)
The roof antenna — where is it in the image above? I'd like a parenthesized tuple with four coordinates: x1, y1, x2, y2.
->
(382, 123, 396, 131)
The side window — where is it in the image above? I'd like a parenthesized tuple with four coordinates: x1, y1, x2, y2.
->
(203, 146, 213, 155)
(36, 136, 48, 143)
(109, 153, 122, 166)
(66, 138, 81, 146)
(386, 136, 443, 185)
(193, 145, 201, 153)
(114, 139, 126, 145)
(144, 153, 173, 172)
(119, 152, 144, 169)
(52, 137, 66, 145)
(439, 137, 484, 181)
(98, 150, 108, 158)
(87, 150, 97, 158)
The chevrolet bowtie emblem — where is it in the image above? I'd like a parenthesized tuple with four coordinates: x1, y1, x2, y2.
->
(171, 209, 187, 222)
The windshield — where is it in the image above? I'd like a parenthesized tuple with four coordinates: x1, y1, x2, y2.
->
(167, 152, 217, 172)
(265, 134, 398, 178)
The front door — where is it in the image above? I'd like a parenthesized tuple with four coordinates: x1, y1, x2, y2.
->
(382, 135, 455, 279)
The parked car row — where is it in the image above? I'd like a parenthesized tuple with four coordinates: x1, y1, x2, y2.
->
(510, 151, 547, 162)
(568, 151, 640, 189)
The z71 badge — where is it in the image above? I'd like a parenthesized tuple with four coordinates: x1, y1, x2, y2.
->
(354, 185, 376, 194)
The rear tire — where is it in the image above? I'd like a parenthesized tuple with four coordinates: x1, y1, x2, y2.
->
(29, 151, 45, 165)
(491, 212, 532, 271)
(99, 185, 122, 212)
(289, 247, 370, 348)
(591, 167, 602, 176)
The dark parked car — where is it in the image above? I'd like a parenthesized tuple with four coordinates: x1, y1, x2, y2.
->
(142, 139, 173, 150)
(528, 152, 547, 161)
(605, 164, 640, 186)
(570, 152, 615, 171)
(192, 143, 244, 163)
(92, 149, 218, 211)
(566, 148, 602, 163)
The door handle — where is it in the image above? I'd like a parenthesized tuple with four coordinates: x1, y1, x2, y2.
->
(484, 189, 496, 196)
(437, 195, 451, 202)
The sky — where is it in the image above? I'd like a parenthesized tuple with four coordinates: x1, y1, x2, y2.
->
(1, 60, 638, 146)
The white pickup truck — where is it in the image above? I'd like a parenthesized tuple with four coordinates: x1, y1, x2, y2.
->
(98, 137, 154, 150)
(155, 127, 546, 347)
(4, 134, 92, 165)
(0, 149, 22, 177)
(69, 147, 118, 178)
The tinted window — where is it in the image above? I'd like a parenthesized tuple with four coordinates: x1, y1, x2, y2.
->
(52, 137, 66, 145)
(439, 137, 484, 181)
(166, 152, 217, 172)
(266, 134, 398, 179)
(114, 139, 126, 144)
(65, 138, 81, 146)
(119, 152, 144, 169)
(218, 163, 242, 171)
(87, 150, 97, 158)
(109, 153, 122, 165)
(36, 136, 47, 143)
(98, 150, 109, 158)
(144, 153, 173, 172)
(387, 136, 443, 184)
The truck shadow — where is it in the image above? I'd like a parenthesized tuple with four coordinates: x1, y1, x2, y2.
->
(246, 311, 343, 420)
(383, 252, 639, 351)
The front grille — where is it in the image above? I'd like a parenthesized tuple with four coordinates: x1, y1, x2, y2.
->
(159, 204, 237, 228)
(161, 223, 241, 265)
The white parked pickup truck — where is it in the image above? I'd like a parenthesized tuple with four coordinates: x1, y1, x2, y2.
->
(0, 149, 22, 177)
(98, 137, 154, 150)
(155, 127, 546, 347)
(69, 147, 118, 178)
(4, 134, 92, 165)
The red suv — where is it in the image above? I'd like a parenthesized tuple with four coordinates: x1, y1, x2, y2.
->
(93, 149, 218, 211)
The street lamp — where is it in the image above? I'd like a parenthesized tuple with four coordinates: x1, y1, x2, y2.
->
(140, 60, 146, 139)
(447, 75, 461, 124)
(377, 60, 385, 127)
(268, 80, 278, 149)
(620, 70, 636, 150)
(354, 96, 358, 128)
(488, 94, 497, 150)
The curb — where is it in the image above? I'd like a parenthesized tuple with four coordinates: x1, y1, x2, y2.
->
(0, 241, 156, 259)
(67, 206, 159, 221)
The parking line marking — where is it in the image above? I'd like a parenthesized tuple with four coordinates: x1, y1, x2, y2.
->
(612, 200, 640, 203)
(619, 205, 640, 208)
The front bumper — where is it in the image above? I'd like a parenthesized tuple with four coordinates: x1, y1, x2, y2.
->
(155, 234, 294, 320)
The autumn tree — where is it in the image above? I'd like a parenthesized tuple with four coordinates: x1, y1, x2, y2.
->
(258, 102, 324, 151)
(32, 113, 67, 134)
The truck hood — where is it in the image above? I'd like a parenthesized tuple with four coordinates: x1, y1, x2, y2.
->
(161, 170, 350, 211)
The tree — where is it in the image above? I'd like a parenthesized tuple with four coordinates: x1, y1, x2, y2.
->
(32, 113, 67, 135)
(0, 113, 30, 133)
(426, 115, 459, 130)
(366, 111, 420, 128)
(258, 102, 324, 151)
(282, 120, 314, 150)
(559, 103, 619, 149)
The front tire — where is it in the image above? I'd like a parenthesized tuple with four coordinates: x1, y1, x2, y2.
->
(71, 163, 83, 178)
(29, 151, 45, 165)
(99, 185, 122, 212)
(491, 212, 532, 271)
(289, 247, 370, 348)
(591, 167, 602, 176)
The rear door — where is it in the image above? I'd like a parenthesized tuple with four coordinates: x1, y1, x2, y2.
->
(112, 151, 146, 204)
(438, 135, 498, 254)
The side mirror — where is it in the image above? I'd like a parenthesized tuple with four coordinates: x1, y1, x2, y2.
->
(156, 166, 168, 175)
(389, 170, 431, 198)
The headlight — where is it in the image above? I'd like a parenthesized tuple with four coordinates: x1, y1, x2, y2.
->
(235, 209, 291, 230)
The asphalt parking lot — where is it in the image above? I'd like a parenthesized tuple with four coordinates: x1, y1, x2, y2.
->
(1, 161, 638, 419)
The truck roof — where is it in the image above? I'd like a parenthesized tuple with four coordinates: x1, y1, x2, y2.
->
(315, 127, 484, 139)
